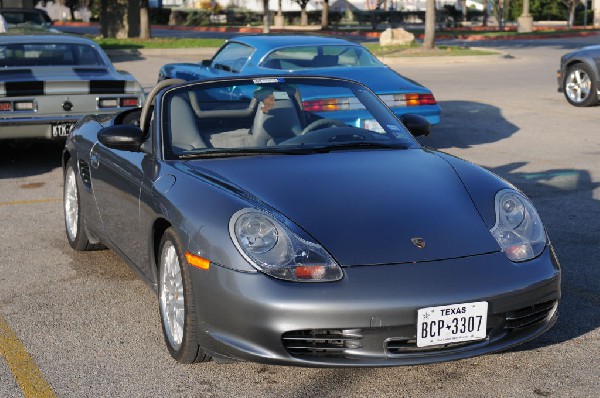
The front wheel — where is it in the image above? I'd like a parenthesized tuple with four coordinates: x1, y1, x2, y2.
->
(64, 160, 102, 251)
(158, 228, 210, 364)
(564, 63, 599, 107)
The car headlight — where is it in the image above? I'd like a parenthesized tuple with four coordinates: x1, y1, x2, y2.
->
(490, 189, 547, 262)
(229, 209, 343, 282)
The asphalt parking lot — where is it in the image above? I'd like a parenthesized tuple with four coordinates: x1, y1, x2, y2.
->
(1, 36, 599, 397)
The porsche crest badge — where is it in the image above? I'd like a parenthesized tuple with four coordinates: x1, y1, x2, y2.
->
(411, 238, 426, 249)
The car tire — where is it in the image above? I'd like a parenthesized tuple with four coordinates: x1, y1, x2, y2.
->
(563, 63, 599, 107)
(64, 160, 103, 251)
(158, 228, 211, 364)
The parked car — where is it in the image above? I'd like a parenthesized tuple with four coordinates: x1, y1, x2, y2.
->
(557, 45, 600, 106)
(158, 35, 441, 125)
(63, 76, 560, 366)
(0, 33, 144, 142)
(0, 8, 54, 31)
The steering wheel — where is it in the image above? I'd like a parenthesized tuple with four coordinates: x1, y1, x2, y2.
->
(300, 118, 346, 135)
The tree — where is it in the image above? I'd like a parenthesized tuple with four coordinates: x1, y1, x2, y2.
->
(140, 0, 151, 39)
(263, 0, 270, 33)
(292, 0, 311, 26)
(562, 0, 582, 27)
(366, 0, 386, 30)
(100, 0, 140, 39)
(321, 0, 329, 29)
(423, 0, 436, 50)
(482, 0, 489, 26)
(65, 0, 79, 20)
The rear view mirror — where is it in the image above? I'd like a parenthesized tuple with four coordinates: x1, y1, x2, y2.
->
(98, 125, 144, 152)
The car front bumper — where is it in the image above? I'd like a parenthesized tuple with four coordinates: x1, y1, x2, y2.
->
(190, 246, 560, 367)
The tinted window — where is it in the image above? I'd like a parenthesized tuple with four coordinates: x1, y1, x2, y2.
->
(211, 42, 254, 73)
(0, 43, 106, 67)
(261, 45, 381, 70)
(1, 11, 46, 26)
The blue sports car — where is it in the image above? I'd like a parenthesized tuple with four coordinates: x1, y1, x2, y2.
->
(63, 75, 559, 366)
(158, 35, 441, 125)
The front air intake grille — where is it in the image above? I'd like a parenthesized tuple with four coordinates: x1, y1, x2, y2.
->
(282, 329, 363, 357)
(505, 300, 556, 330)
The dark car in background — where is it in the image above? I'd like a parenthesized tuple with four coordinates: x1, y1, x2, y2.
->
(557, 45, 600, 106)
(0, 7, 53, 30)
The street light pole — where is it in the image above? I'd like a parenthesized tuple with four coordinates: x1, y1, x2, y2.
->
(517, 0, 533, 33)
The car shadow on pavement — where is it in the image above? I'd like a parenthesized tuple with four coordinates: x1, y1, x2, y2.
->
(0, 141, 63, 179)
(417, 100, 519, 149)
(486, 163, 600, 352)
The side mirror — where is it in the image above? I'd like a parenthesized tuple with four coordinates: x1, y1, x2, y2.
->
(400, 114, 431, 137)
(98, 125, 144, 152)
(201, 59, 212, 67)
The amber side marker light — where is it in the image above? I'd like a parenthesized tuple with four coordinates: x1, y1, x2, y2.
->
(185, 252, 210, 270)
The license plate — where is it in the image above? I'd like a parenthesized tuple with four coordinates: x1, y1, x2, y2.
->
(52, 123, 74, 137)
(417, 301, 488, 347)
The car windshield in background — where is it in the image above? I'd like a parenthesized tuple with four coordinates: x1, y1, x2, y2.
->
(1, 10, 49, 27)
(163, 77, 418, 159)
(260, 45, 382, 70)
(0, 43, 106, 67)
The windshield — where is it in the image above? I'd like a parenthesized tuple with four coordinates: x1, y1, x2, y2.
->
(162, 77, 419, 160)
(0, 43, 106, 67)
(260, 45, 381, 70)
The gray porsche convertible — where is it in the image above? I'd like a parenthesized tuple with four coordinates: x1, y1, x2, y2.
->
(63, 76, 560, 367)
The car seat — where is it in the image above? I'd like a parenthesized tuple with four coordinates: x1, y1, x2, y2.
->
(249, 92, 304, 146)
(169, 94, 207, 154)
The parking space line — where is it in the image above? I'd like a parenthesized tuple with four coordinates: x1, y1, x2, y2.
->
(0, 314, 57, 398)
(0, 198, 61, 207)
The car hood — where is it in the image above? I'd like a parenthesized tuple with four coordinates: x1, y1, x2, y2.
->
(182, 149, 501, 266)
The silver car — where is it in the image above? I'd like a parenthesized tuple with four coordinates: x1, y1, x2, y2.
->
(63, 76, 560, 367)
(0, 33, 144, 141)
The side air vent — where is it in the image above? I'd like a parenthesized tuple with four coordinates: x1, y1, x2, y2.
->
(78, 159, 91, 189)
(505, 300, 557, 330)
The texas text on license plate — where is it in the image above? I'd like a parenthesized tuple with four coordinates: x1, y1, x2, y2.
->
(417, 301, 488, 348)
(52, 123, 74, 137)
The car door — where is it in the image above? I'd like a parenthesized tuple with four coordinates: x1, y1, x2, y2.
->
(90, 142, 146, 267)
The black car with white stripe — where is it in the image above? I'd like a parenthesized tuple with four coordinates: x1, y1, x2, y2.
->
(0, 33, 144, 141)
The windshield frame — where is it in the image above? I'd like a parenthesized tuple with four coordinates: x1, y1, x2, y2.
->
(158, 76, 420, 161)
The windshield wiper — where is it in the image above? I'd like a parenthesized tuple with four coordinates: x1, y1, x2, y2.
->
(178, 147, 316, 159)
(311, 142, 410, 152)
